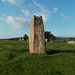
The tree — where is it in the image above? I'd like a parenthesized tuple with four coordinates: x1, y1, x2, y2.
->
(45, 31, 51, 41)
(24, 34, 28, 41)
(69, 37, 75, 41)
(45, 31, 57, 42)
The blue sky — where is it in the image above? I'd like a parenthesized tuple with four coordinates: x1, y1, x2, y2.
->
(0, 0, 75, 39)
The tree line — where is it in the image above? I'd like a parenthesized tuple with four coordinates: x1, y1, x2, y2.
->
(24, 31, 57, 41)
(1, 31, 57, 41)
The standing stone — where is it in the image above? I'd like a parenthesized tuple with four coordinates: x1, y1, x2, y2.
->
(29, 15, 46, 54)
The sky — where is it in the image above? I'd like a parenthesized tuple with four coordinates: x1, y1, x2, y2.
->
(0, 0, 75, 39)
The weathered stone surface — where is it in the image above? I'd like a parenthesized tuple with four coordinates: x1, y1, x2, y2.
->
(29, 15, 46, 54)
(67, 41, 75, 44)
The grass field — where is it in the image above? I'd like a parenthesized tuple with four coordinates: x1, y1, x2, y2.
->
(0, 40, 75, 75)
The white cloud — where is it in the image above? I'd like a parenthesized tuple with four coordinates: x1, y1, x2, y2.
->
(6, 16, 30, 29)
(61, 13, 64, 17)
(1, 0, 23, 5)
(2, 0, 5, 2)
(41, 14, 48, 22)
(53, 7, 58, 13)
(62, 16, 70, 22)
(19, 14, 23, 16)
(33, 0, 51, 22)
(0, 16, 30, 30)
(8, 0, 16, 4)
(3, 14, 6, 17)
(21, 9, 29, 16)
(33, 0, 44, 11)
(61, 13, 70, 22)
(0, 17, 5, 20)
(2, 0, 51, 22)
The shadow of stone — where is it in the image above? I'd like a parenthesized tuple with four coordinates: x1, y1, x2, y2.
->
(46, 50, 75, 55)
(22, 49, 29, 52)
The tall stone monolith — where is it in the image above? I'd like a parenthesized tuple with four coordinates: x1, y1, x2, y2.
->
(29, 15, 46, 54)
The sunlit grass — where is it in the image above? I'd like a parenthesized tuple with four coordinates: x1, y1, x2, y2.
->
(0, 40, 75, 75)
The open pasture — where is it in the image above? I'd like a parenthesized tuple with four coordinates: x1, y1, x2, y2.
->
(0, 40, 75, 75)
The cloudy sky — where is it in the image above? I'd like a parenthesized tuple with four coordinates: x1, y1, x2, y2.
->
(0, 0, 75, 39)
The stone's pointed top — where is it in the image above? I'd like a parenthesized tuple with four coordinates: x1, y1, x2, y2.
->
(32, 15, 36, 19)
(32, 15, 36, 17)
(38, 16, 42, 18)
(32, 15, 42, 18)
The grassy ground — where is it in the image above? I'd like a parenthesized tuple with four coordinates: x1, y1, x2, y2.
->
(0, 40, 75, 75)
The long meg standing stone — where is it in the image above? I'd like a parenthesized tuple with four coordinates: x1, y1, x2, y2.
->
(29, 15, 46, 54)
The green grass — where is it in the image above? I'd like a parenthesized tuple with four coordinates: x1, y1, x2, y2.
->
(0, 40, 75, 75)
